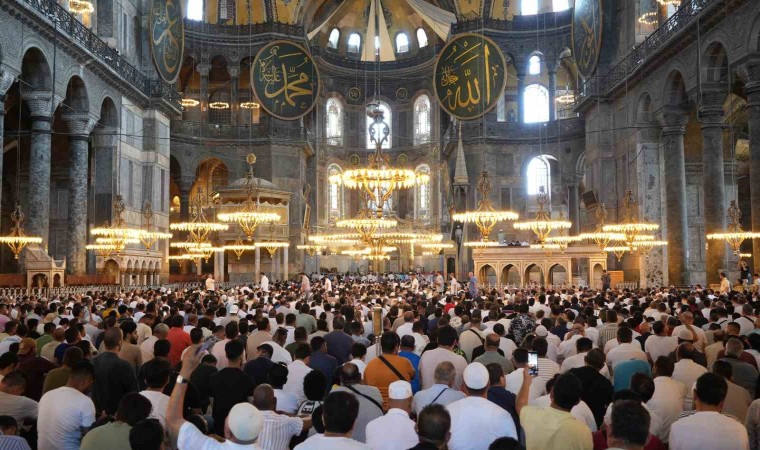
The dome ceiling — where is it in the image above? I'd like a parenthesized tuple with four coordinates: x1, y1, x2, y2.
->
(307, 0, 456, 62)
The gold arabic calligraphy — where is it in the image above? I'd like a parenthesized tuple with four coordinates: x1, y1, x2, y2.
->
(151, 0, 182, 80)
(253, 42, 318, 120)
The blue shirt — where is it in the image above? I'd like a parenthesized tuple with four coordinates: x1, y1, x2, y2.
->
(399, 350, 421, 393)
(612, 359, 651, 392)
(469, 276, 478, 297)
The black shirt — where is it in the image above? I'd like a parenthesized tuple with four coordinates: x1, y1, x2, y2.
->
(243, 357, 275, 386)
(92, 351, 139, 416)
(209, 368, 255, 435)
(190, 364, 218, 413)
(569, 366, 613, 427)
(487, 386, 521, 433)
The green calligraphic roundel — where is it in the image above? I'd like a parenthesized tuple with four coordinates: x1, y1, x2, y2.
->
(572, 0, 603, 79)
(251, 41, 321, 121)
(150, 0, 185, 84)
(434, 33, 507, 120)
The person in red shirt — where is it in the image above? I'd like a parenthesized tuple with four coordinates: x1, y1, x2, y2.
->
(166, 315, 191, 367)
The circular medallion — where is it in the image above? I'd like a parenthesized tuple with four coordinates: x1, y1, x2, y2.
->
(397, 154, 409, 165)
(572, 0, 604, 79)
(396, 87, 408, 101)
(349, 154, 360, 166)
(434, 33, 507, 120)
(150, 0, 185, 84)
(348, 87, 361, 101)
(251, 41, 320, 120)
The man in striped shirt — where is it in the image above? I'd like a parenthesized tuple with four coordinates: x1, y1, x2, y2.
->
(597, 310, 619, 349)
(254, 384, 311, 450)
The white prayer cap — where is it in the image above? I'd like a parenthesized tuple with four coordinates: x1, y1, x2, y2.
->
(463, 362, 489, 390)
(388, 380, 413, 400)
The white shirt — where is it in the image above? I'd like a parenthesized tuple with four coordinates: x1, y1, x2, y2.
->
(412, 384, 466, 415)
(37, 387, 96, 450)
(606, 342, 648, 369)
(261, 275, 270, 292)
(205, 277, 216, 291)
(365, 408, 418, 450)
(262, 341, 293, 365)
(179, 421, 264, 450)
(669, 411, 749, 450)
(532, 395, 597, 431)
(446, 396, 517, 450)
(294, 434, 371, 450)
(645, 335, 677, 362)
(257, 410, 304, 450)
(283, 360, 313, 404)
(671, 325, 707, 351)
(498, 337, 517, 360)
(419, 348, 467, 390)
(647, 376, 687, 441)
(396, 322, 414, 339)
(505, 370, 546, 404)
(274, 389, 299, 414)
(672, 359, 708, 410)
(324, 278, 332, 292)
(349, 358, 367, 377)
(140, 390, 170, 428)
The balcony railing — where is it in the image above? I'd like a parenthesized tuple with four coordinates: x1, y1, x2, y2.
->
(184, 19, 304, 37)
(455, 117, 586, 141)
(171, 120, 309, 142)
(578, 0, 719, 101)
(15, 0, 181, 110)
(452, 10, 572, 34)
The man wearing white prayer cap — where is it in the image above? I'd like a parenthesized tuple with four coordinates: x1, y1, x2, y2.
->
(366, 380, 417, 450)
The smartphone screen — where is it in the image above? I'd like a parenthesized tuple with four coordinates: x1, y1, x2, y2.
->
(527, 351, 539, 376)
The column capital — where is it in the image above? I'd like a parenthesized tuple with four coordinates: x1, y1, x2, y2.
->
(228, 66, 240, 79)
(197, 64, 211, 77)
(91, 127, 119, 147)
(178, 176, 195, 193)
(0, 70, 17, 99)
(658, 108, 689, 136)
(62, 112, 96, 139)
(698, 88, 727, 123)
(21, 90, 54, 120)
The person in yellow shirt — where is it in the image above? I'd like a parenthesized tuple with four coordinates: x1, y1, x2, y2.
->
(516, 369, 593, 450)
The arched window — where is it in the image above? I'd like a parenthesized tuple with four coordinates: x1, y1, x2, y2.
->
(522, 0, 538, 15)
(347, 33, 361, 53)
(325, 98, 343, 145)
(553, 0, 570, 11)
(528, 55, 542, 75)
(219, 0, 235, 22)
(375, 35, 380, 55)
(328, 29, 340, 49)
(415, 164, 431, 221)
(187, 0, 203, 20)
(367, 101, 391, 149)
(414, 95, 431, 145)
(523, 84, 549, 123)
(527, 156, 552, 195)
(327, 164, 343, 222)
(369, 187, 393, 213)
(396, 33, 410, 53)
(417, 29, 428, 48)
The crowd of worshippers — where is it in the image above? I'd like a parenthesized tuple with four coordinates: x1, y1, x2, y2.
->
(0, 275, 757, 449)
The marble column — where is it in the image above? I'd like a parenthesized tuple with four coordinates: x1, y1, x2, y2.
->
(22, 90, 54, 250)
(746, 70, 760, 273)
(660, 110, 690, 286)
(637, 127, 666, 287)
(178, 177, 194, 221)
(567, 184, 580, 235)
(229, 67, 239, 125)
(214, 249, 224, 281)
(700, 90, 728, 284)
(274, 251, 280, 281)
(516, 72, 526, 124)
(62, 113, 94, 275)
(283, 246, 289, 281)
(548, 70, 557, 121)
(254, 246, 260, 281)
(0, 72, 16, 229)
(198, 64, 211, 123)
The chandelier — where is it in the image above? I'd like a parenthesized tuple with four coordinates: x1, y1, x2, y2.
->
(240, 102, 260, 109)
(657, 0, 679, 5)
(740, 253, 752, 259)
(90, 195, 145, 255)
(171, 189, 229, 244)
(138, 202, 172, 251)
(181, 98, 200, 108)
(0, 205, 43, 259)
(580, 203, 625, 253)
(454, 171, 519, 246)
(633, 239, 668, 256)
(514, 187, 571, 242)
(209, 102, 230, 110)
(69, 0, 94, 14)
(419, 243, 454, 252)
(336, 213, 398, 242)
(217, 154, 280, 240)
(545, 213, 582, 252)
(530, 243, 562, 251)
(329, 103, 428, 218)
(602, 190, 659, 248)
(638, 11, 658, 25)
(256, 241, 289, 257)
(706, 200, 760, 255)
(296, 244, 325, 256)
(605, 246, 630, 262)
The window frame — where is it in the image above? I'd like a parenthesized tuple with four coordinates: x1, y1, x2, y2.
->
(521, 0, 539, 15)
(325, 98, 344, 146)
(523, 83, 550, 124)
(347, 33, 362, 53)
(367, 101, 392, 149)
(328, 28, 341, 49)
(187, 0, 203, 20)
(416, 28, 428, 48)
(396, 32, 410, 54)
(413, 95, 431, 145)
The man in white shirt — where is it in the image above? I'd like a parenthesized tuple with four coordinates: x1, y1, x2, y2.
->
(446, 362, 517, 450)
(138, 358, 173, 430)
(37, 362, 96, 450)
(670, 312, 706, 351)
(645, 321, 677, 363)
(260, 272, 270, 292)
(505, 349, 547, 403)
(419, 326, 467, 390)
(254, 384, 310, 450)
(295, 391, 371, 449)
(205, 275, 216, 291)
(413, 361, 466, 415)
(140, 323, 169, 363)
(366, 381, 418, 450)
(719, 272, 732, 295)
(672, 344, 708, 410)
(669, 372, 749, 450)
(283, 344, 313, 404)
(606, 327, 647, 370)
(647, 356, 687, 442)
(324, 276, 332, 293)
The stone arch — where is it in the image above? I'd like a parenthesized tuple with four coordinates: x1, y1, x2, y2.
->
(501, 264, 521, 286)
(747, 10, 760, 54)
(702, 41, 729, 86)
(63, 75, 89, 114)
(636, 92, 657, 125)
(592, 263, 604, 286)
(478, 264, 497, 286)
(548, 263, 568, 285)
(662, 69, 691, 110)
(20, 47, 52, 91)
(525, 263, 545, 286)
(98, 96, 119, 128)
